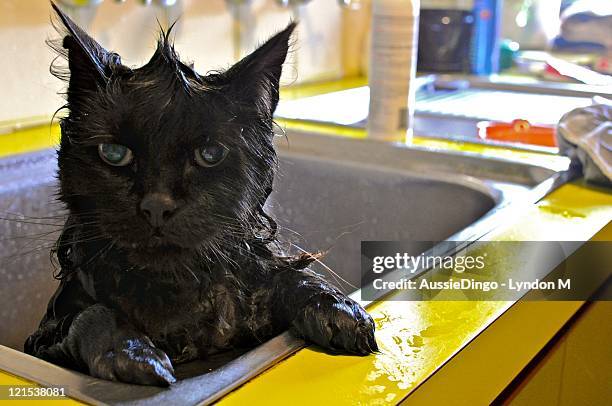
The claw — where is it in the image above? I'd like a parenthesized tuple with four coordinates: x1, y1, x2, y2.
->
(90, 338, 177, 386)
(292, 292, 378, 356)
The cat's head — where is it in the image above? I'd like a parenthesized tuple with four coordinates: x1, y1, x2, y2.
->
(51, 3, 294, 264)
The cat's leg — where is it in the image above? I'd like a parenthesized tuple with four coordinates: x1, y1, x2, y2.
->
(25, 280, 175, 386)
(268, 269, 378, 355)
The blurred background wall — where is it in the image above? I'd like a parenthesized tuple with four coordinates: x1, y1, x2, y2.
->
(2, 0, 587, 124)
(0, 0, 371, 123)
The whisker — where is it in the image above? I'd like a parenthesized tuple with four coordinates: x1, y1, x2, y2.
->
(290, 242, 357, 290)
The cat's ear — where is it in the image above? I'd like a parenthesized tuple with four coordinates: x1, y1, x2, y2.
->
(50, 2, 123, 94)
(220, 22, 296, 117)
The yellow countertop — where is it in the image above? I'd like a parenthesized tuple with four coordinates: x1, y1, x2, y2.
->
(0, 371, 82, 405)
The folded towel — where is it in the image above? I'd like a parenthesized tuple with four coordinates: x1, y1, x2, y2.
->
(556, 100, 611, 186)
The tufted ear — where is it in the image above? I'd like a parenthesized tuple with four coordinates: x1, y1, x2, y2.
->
(214, 22, 296, 118)
(51, 2, 124, 97)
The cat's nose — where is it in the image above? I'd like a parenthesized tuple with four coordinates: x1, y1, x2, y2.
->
(140, 193, 178, 228)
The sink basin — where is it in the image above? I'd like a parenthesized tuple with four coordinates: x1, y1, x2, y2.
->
(269, 141, 497, 292)
(0, 129, 565, 404)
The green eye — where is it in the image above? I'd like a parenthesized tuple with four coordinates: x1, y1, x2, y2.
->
(98, 143, 133, 166)
(195, 143, 229, 167)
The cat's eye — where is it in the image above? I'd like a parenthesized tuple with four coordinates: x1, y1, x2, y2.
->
(195, 143, 229, 167)
(98, 143, 133, 167)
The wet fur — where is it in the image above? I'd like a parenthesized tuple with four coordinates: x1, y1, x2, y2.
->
(24, 4, 377, 386)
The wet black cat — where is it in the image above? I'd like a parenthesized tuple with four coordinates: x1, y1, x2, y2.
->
(24, 4, 377, 386)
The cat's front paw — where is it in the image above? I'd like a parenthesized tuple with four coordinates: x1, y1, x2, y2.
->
(89, 337, 176, 386)
(291, 292, 378, 355)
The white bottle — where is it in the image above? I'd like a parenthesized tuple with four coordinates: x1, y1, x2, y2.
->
(367, 0, 420, 142)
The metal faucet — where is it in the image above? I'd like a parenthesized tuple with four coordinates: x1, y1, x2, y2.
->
(56, 0, 181, 36)
(337, 0, 366, 9)
(224, 0, 256, 61)
(143, 0, 179, 6)
(225, 0, 253, 5)
(275, 0, 312, 7)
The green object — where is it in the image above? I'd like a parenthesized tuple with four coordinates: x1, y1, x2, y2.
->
(499, 39, 520, 71)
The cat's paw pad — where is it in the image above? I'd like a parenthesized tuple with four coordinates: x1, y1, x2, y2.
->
(291, 292, 378, 355)
(90, 337, 176, 386)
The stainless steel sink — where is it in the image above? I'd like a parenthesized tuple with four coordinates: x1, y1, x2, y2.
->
(0, 129, 568, 405)
(269, 132, 541, 292)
